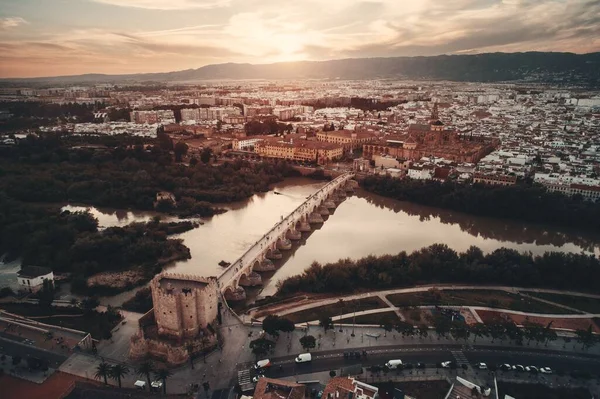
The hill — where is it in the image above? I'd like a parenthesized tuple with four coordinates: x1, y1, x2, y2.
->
(2, 52, 599, 85)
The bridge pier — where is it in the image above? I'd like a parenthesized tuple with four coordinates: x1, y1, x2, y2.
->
(254, 259, 275, 272)
(224, 286, 246, 302)
(318, 206, 330, 216)
(239, 272, 262, 287)
(267, 248, 283, 260)
(277, 238, 292, 250)
(324, 200, 336, 209)
(297, 221, 311, 232)
(308, 212, 324, 224)
(286, 229, 302, 240)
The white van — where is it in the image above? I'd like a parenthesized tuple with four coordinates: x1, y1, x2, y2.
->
(385, 359, 403, 369)
(295, 353, 312, 363)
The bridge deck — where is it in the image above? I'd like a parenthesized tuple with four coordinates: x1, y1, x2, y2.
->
(217, 172, 354, 292)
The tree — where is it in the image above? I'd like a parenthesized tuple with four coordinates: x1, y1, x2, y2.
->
(136, 360, 155, 389)
(418, 324, 429, 339)
(329, 370, 336, 378)
(249, 338, 275, 360)
(38, 278, 55, 308)
(94, 361, 111, 385)
(576, 325, 597, 350)
(470, 323, 488, 343)
(155, 368, 172, 395)
(278, 317, 296, 334)
(381, 320, 393, 334)
(81, 296, 100, 313)
(450, 321, 470, 343)
(12, 355, 22, 366)
(174, 141, 189, 162)
(262, 315, 282, 338)
(110, 364, 129, 388)
(200, 147, 213, 164)
(299, 335, 316, 352)
(433, 316, 451, 338)
(189, 157, 199, 167)
(186, 343, 196, 369)
(320, 316, 334, 332)
(200, 335, 211, 363)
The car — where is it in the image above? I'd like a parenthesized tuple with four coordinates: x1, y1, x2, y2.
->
(512, 365, 525, 372)
(416, 363, 426, 369)
(526, 366, 539, 373)
(255, 359, 271, 369)
(540, 367, 553, 374)
(499, 364, 512, 371)
(475, 363, 488, 370)
(252, 374, 264, 383)
(440, 361, 454, 368)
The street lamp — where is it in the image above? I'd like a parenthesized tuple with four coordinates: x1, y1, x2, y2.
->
(351, 306, 356, 337)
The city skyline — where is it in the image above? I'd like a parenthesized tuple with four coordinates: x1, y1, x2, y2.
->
(1, 0, 599, 78)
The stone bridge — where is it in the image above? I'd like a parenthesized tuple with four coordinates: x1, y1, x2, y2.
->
(217, 172, 357, 301)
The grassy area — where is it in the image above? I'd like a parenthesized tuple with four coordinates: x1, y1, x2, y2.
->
(338, 311, 400, 325)
(284, 297, 387, 323)
(524, 292, 600, 314)
(386, 289, 578, 314)
(498, 382, 591, 399)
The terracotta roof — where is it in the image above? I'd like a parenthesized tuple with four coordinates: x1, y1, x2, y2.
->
(322, 377, 355, 399)
(253, 378, 305, 399)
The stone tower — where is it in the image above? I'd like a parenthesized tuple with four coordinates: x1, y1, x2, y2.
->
(150, 273, 219, 340)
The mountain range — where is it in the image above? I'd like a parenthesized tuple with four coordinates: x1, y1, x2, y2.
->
(3, 52, 600, 85)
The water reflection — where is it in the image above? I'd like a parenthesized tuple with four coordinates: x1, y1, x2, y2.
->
(61, 205, 161, 228)
(356, 190, 600, 254)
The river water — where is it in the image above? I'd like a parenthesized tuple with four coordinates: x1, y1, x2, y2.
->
(9, 178, 596, 301)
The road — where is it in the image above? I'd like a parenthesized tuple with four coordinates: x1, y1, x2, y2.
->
(0, 336, 68, 368)
(246, 346, 600, 381)
(218, 172, 354, 291)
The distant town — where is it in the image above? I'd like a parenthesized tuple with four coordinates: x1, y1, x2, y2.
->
(1, 79, 600, 399)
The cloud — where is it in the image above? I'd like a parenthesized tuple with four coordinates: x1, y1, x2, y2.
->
(90, 0, 231, 10)
(0, 17, 28, 29)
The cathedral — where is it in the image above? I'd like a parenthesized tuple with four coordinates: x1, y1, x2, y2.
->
(363, 104, 498, 163)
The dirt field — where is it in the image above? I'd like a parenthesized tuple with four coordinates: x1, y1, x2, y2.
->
(476, 309, 600, 332)
(0, 371, 96, 399)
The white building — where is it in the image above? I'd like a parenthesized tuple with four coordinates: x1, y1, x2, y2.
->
(408, 166, 434, 180)
(17, 266, 54, 293)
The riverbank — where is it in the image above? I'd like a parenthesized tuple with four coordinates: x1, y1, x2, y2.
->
(361, 175, 600, 232)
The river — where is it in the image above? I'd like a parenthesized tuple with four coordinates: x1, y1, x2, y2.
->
(14, 178, 597, 302)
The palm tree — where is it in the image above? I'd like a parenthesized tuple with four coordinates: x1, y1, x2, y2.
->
(186, 343, 195, 369)
(155, 368, 173, 395)
(110, 364, 130, 388)
(94, 362, 111, 385)
(136, 360, 155, 389)
(200, 336, 211, 363)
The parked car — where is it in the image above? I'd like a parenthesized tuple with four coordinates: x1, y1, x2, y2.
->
(526, 366, 539, 373)
(512, 365, 525, 372)
(500, 364, 512, 371)
(440, 361, 455, 368)
(255, 359, 271, 369)
(252, 374, 264, 383)
(475, 363, 488, 370)
(385, 360, 403, 369)
(540, 367, 553, 374)
(295, 353, 312, 363)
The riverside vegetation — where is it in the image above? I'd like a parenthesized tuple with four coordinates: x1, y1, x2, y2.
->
(361, 175, 600, 232)
(0, 132, 300, 294)
(276, 244, 600, 296)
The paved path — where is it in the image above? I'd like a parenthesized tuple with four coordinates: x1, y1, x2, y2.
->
(378, 293, 406, 321)
(218, 173, 354, 291)
(249, 284, 600, 322)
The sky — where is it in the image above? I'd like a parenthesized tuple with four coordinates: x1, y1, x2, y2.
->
(0, 0, 599, 78)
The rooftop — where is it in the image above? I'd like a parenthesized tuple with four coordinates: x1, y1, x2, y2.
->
(17, 266, 52, 279)
(253, 378, 306, 399)
(157, 276, 208, 294)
